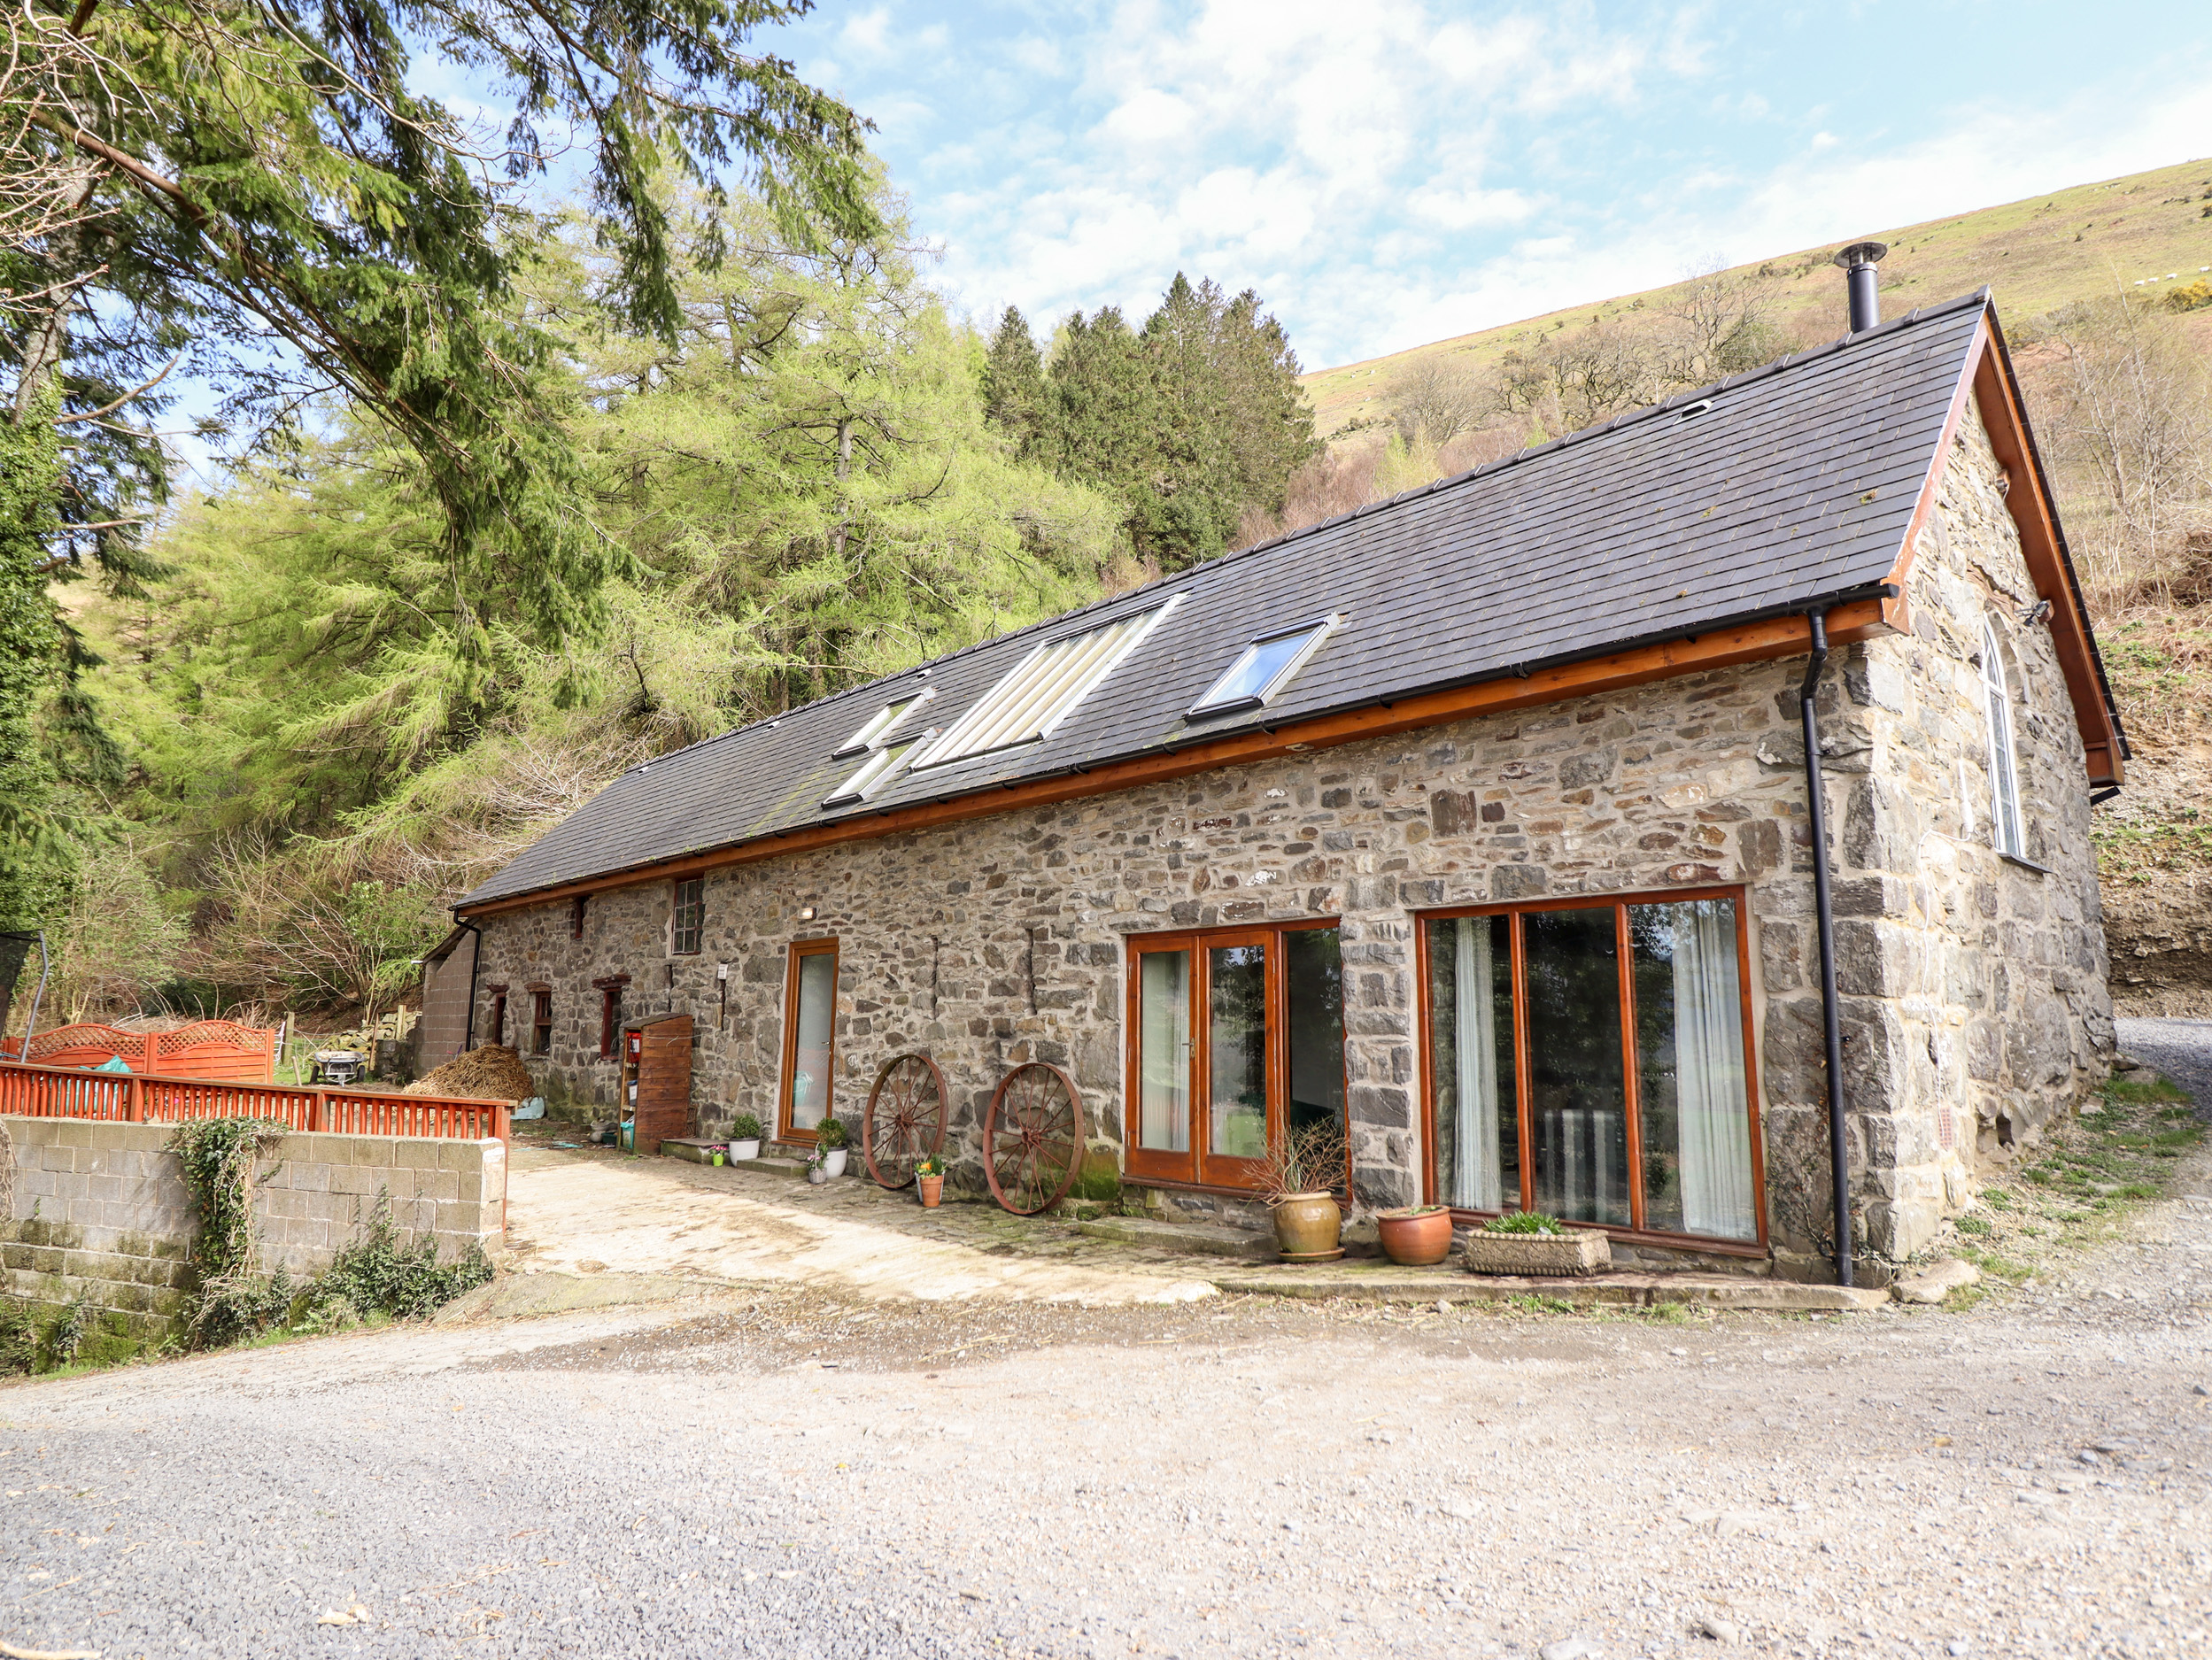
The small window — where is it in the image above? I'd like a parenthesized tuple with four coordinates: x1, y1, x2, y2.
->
(486, 987, 508, 1048)
(570, 895, 588, 940)
(911, 603, 1173, 770)
(593, 975, 629, 1059)
(1189, 615, 1339, 715)
(831, 689, 933, 760)
(1981, 617, 2026, 859)
(823, 737, 920, 807)
(672, 876, 705, 954)
(530, 988, 553, 1056)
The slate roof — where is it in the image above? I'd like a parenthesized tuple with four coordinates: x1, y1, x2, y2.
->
(460, 290, 2067, 910)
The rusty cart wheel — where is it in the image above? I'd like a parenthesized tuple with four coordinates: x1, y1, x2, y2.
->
(984, 1061, 1084, 1216)
(863, 1051, 948, 1190)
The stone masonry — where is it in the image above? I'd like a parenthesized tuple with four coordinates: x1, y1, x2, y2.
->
(474, 392, 2112, 1271)
(1, 1117, 507, 1354)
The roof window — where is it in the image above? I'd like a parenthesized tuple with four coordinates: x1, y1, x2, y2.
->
(831, 689, 932, 759)
(1189, 615, 1340, 716)
(823, 737, 924, 807)
(910, 603, 1174, 770)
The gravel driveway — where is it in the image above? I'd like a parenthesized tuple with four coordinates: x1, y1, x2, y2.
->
(6, 1152, 2212, 1660)
(2117, 1016, 2212, 1117)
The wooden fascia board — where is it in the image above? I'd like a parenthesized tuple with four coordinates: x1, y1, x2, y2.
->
(1879, 308, 2122, 786)
(1968, 324, 2125, 786)
(456, 598, 1888, 920)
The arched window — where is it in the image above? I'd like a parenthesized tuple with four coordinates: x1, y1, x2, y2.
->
(1981, 616, 2025, 859)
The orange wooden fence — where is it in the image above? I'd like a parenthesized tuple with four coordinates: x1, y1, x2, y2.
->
(0, 1019, 279, 1083)
(0, 1060, 510, 1140)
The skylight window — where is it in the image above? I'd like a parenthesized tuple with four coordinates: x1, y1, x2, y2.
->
(1189, 615, 1340, 716)
(831, 689, 932, 760)
(822, 737, 922, 807)
(910, 603, 1174, 770)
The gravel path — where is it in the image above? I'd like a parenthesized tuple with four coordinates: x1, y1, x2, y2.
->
(2117, 1016, 2212, 1116)
(6, 1180, 2212, 1660)
(6, 1126, 2212, 1658)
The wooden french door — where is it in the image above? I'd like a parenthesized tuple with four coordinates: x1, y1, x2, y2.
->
(1125, 921, 1343, 1191)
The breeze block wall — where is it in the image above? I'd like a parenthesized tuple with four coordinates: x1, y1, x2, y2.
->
(474, 391, 2113, 1271)
(0, 1117, 507, 1355)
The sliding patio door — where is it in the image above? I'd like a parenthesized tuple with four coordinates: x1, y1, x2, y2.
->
(1419, 890, 1762, 1247)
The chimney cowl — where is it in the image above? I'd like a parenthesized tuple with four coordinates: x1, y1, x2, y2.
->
(1832, 240, 1889, 334)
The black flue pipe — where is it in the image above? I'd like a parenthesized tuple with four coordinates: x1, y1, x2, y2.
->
(1798, 609, 1854, 1286)
(1832, 240, 1889, 334)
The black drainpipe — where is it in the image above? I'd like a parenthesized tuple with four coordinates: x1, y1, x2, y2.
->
(459, 918, 483, 1054)
(1798, 611, 1853, 1286)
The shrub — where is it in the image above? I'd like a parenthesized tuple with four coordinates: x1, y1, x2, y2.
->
(815, 1115, 849, 1151)
(1482, 1210, 1566, 1235)
(730, 1112, 763, 1140)
(304, 1188, 492, 1326)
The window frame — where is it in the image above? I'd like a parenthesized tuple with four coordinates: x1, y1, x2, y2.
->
(1412, 884, 1767, 1255)
(592, 973, 630, 1060)
(777, 937, 840, 1145)
(1122, 916, 1348, 1193)
(821, 736, 922, 807)
(529, 985, 553, 1057)
(909, 600, 1176, 772)
(1980, 616, 2027, 861)
(671, 876, 706, 955)
(1187, 614, 1342, 717)
(831, 689, 934, 760)
(485, 984, 508, 1048)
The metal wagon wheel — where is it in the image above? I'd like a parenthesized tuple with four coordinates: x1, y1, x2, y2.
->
(862, 1051, 948, 1190)
(984, 1062, 1084, 1216)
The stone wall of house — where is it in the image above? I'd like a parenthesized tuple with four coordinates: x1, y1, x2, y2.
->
(472, 389, 2113, 1270)
(1794, 402, 2113, 1257)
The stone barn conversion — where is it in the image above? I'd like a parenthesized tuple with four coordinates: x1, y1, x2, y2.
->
(453, 283, 2127, 1278)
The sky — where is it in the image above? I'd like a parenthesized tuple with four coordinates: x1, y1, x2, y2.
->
(757, 0, 2212, 371)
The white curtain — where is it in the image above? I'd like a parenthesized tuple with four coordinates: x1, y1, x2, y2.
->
(1672, 900, 1754, 1239)
(1453, 919, 1503, 1210)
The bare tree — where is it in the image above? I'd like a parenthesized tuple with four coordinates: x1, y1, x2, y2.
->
(1497, 323, 1667, 435)
(2035, 295, 2212, 605)
(1385, 352, 1489, 444)
(1654, 259, 1788, 387)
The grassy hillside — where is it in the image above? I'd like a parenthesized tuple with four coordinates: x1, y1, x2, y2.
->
(1302, 157, 2212, 436)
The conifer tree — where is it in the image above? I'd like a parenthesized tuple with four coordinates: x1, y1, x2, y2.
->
(981, 305, 1048, 458)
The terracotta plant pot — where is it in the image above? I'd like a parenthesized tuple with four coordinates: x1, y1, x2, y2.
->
(918, 1173, 944, 1208)
(1272, 1193, 1343, 1259)
(1377, 1206, 1454, 1266)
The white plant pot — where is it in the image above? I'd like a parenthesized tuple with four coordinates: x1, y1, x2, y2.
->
(822, 1148, 848, 1177)
(731, 1139, 762, 1161)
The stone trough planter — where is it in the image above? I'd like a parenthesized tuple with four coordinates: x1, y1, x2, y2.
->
(1462, 1228, 1612, 1278)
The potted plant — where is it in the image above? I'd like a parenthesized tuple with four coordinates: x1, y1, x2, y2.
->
(729, 1113, 763, 1162)
(806, 1147, 830, 1185)
(1377, 1204, 1454, 1265)
(916, 1152, 946, 1209)
(1257, 1119, 1350, 1262)
(815, 1115, 850, 1177)
(1462, 1211, 1611, 1278)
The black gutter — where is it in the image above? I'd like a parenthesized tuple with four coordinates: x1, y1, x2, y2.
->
(1798, 610, 1854, 1286)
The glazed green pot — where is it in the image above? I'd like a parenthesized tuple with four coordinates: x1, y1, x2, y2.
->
(1272, 1193, 1342, 1257)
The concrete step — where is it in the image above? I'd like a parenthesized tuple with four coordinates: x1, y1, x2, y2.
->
(1074, 1215, 1276, 1262)
(1209, 1266, 1893, 1310)
(724, 1154, 812, 1180)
